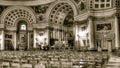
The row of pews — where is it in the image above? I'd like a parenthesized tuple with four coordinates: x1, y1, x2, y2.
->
(0, 51, 109, 68)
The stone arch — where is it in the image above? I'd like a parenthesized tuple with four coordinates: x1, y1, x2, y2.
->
(0, 6, 36, 27)
(15, 18, 30, 27)
(46, 0, 78, 23)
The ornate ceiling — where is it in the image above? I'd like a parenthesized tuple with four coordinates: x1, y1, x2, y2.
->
(0, 0, 56, 6)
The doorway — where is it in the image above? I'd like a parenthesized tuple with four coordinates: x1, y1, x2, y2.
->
(107, 40, 112, 52)
(17, 20, 28, 50)
(96, 40, 102, 51)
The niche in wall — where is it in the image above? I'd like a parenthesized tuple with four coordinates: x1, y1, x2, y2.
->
(5, 33, 14, 50)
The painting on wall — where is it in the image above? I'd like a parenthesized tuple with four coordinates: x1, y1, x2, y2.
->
(96, 23, 111, 31)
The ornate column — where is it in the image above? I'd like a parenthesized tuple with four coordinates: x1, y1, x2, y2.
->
(1, 30, 4, 50)
(115, 16, 119, 49)
(46, 28, 50, 45)
(33, 29, 37, 48)
(88, 17, 94, 49)
(74, 22, 79, 49)
(75, 23, 78, 42)
(28, 32, 30, 49)
(14, 32, 17, 50)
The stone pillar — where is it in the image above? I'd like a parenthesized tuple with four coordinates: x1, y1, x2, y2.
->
(33, 29, 37, 48)
(46, 29, 50, 45)
(1, 30, 4, 50)
(75, 23, 78, 43)
(62, 30, 63, 41)
(89, 17, 94, 49)
(14, 32, 17, 50)
(28, 32, 30, 49)
(115, 16, 119, 49)
(74, 22, 79, 49)
(58, 29, 60, 41)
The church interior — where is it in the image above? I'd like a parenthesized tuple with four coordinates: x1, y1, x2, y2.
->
(0, 0, 120, 68)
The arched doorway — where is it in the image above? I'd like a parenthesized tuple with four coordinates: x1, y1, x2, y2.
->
(17, 20, 28, 50)
(48, 1, 76, 48)
(0, 6, 36, 50)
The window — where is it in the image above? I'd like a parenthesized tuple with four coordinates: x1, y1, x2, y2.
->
(101, 0, 105, 2)
(95, 0, 99, 2)
(106, 4, 110, 7)
(80, 2, 85, 10)
(21, 24, 26, 30)
(94, 0, 111, 9)
(95, 4, 99, 8)
(107, 0, 110, 2)
(101, 4, 105, 8)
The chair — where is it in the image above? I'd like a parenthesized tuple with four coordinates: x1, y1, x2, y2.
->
(2, 62, 10, 68)
(0, 59, 3, 68)
(61, 61, 72, 68)
(21, 63, 32, 68)
(11, 62, 21, 68)
(49, 60, 60, 68)
(87, 57, 96, 68)
(95, 58, 103, 68)
(34, 63, 46, 68)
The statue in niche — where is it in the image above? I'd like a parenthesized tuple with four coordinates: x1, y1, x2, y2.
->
(34, 5, 48, 14)
(79, 2, 85, 10)
(0, 6, 4, 14)
(74, 0, 80, 3)
(0, 6, 7, 14)
(39, 15, 43, 21)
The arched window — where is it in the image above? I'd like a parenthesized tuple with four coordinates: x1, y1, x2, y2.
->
(20, 24, 26, 30)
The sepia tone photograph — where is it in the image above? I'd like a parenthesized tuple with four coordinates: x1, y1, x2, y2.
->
(0, 0, 119, 68)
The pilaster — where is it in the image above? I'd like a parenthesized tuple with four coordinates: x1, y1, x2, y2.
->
(1, 30, 4, 50)
(74, 22, 79, 49)
(115, 16, 120, 49)
(46, 28, 50, 45)
(28, 32, 30, 49)
(33, 29, 37, 48)
(14, 32, 17, 50)
(88, 17, 94, 49)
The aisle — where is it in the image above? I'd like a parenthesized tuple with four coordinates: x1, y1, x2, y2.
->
(105, 54, 120, 68)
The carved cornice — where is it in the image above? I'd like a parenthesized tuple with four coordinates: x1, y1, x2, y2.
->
(90, 8, 116, 18)
(92, 15, 114, 21)
(74, 11, 89, 21)
(0, 0, 56, 6)
(74, 8, 116, 22)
